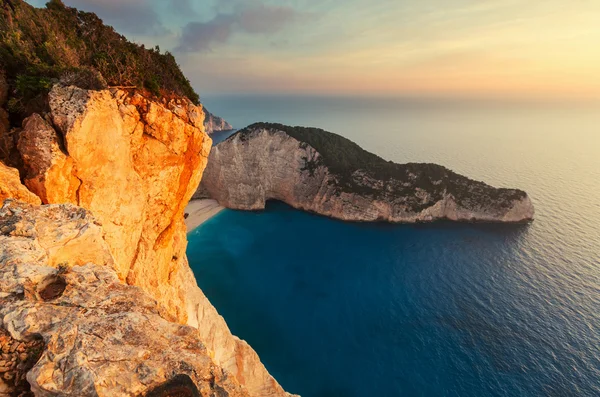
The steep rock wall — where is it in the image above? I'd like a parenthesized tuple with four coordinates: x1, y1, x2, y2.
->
(0, 200, 249, 397)
(203, 108, 233, 134)
(4, 86, 293, 397)
(18, 85, 208, 322)
(202, 128, 535, 223)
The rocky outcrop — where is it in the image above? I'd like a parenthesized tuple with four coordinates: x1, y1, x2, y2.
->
(2, 88, 293, 397)
(203, 108, 233, 134)
(17, 85, 209, 322)
(18, 114, 78, 204)
(201, 124, 535, 223)
(0, 200, 249, 397)
(0, 162, 41, 205)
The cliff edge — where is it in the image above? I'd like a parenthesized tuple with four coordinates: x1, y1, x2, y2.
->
(200, 123, 535, 223)
(0, 84, 293, 397)
(0, 1, 294, 394)
(204, 107, 233, 134)
(0, 200, 249, 397)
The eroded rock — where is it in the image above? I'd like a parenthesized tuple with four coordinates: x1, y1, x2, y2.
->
(0, 201, 250, 397)
(0, 163, 40, 205)
(201, 124, 535, 223)
(0, 328, 44, 397)
(18, 114, 79, 204)
(16, 84, 212, 321)
(12, 87, 294, 397)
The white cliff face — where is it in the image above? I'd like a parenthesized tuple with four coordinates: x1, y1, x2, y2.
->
(201, 127, 535, 223)
(203, 108, 233, 134)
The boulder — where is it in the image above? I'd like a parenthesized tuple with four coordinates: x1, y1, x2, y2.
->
(0, 162, 40, 205)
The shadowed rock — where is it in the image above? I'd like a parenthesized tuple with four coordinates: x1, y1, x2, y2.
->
(145, 375, 200, 397)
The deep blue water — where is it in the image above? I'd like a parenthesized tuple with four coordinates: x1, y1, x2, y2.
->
(188, 96, 600, 396)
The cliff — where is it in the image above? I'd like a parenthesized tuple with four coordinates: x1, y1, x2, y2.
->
(200, 123, 535, 223)
(203, 108, 233, 134)
(0, 0, 293, 394)
(0, 200, 249, 397)
(0, 84, 293, 396)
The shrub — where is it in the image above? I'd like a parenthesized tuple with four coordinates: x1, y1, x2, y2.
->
(236, 123, 527, 206)
(0, 0, 199, 120)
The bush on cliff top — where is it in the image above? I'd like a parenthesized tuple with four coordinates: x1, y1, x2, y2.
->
(0, 0, 199, 119)
(236, 122, 527, 205)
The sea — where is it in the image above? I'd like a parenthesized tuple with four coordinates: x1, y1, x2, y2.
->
(187, 95, 600, 397)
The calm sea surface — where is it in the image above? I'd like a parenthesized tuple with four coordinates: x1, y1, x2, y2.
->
(188, 96, 600, 397)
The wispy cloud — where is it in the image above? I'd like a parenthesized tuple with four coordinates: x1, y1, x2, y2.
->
(176, 2, 299, 53)
(167, 0, 198, 18)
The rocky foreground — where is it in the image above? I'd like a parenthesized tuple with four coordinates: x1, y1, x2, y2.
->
(0, 200, 250, 397)
(0, 84, 292, 396)
(200, 123, 535, 223)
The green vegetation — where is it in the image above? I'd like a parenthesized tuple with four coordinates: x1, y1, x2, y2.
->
(236, 122, 526, 208)
(0, 0, 199, 120)
(237, 122, 392, 178)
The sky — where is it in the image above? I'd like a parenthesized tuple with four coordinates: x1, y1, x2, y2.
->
(27, 0, 600, 99)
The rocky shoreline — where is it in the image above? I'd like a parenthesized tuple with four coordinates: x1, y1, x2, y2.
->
(200, 124, 535, 224)
(203, 107, 234, 134)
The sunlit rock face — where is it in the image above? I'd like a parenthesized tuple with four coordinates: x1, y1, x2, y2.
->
(0, 200, 249, 397)
(201, 125, 535, 223)
(3, 86, 294, 397)
(0, 162, 41, 205)
(17, 85, 210, 322)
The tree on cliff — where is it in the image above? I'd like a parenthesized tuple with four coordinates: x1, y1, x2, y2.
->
(0, 0, 199, 121)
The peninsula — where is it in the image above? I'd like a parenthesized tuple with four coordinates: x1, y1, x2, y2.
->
(200, 123, 535, 223)
(203, 107, 233, 134)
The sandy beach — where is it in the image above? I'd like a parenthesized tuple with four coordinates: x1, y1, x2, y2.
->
(185, 199, 225, 232)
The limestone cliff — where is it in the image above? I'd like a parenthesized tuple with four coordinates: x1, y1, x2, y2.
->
(203, 108, 233, 134)
(200, 123, 535, 223)
(0, 200, 249, 397)
(19, 85, 209, 322)
(0, 88, 293, 397)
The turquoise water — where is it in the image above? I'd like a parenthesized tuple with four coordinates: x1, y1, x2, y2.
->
(188, 97, 600, 396)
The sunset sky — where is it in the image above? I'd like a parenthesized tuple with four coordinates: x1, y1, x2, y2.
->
(28, 0, 600, 99)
